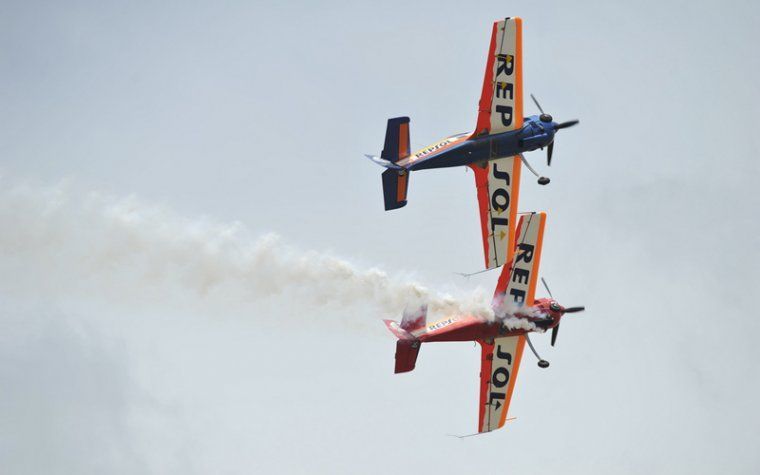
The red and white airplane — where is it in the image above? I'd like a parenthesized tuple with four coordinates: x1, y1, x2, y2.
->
(384, 212, 584, 434)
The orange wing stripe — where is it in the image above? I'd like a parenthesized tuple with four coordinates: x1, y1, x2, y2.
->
(472, 21, 499, 137)
(514, 17, 524, 130)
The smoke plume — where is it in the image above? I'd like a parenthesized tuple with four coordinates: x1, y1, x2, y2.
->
(0, 179, 495, 322)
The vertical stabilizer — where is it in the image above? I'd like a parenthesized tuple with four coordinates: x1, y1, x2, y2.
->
(400, 304, 427, 332)
(381, 117, 411, 163)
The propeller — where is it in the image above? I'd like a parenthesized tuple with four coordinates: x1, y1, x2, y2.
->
(552, 305, 585, 347)
(562, 306, 585, 313)
(541, 277, 553, 299)
(547, 141, 554, 166)
(541, 277, 585, 347)
(530, 94, 579, 166)
(555, 120, 579, 130)
(530, 93, 551, 122)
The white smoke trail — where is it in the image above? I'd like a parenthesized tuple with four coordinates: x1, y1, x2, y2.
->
(493, 300, 547, 332)
(0, 179, 495, 322)
(500, 316, 542, 333)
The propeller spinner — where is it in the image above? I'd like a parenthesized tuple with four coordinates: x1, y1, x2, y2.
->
(541, 277, 585, 347)
(530, 94, 579, 167)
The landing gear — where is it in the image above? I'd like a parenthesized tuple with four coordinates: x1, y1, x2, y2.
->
(520, 154, 550, 186)
(525, 333, 550, 369)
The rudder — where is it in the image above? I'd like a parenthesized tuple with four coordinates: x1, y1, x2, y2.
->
(394, 340, 420, 374)
(380, 117, 412, 211)
(382, 169, 409, 210)
(381, 117, 411, 163)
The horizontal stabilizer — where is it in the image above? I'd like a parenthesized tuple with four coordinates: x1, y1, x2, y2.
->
(382, 169, 409, 211)
(383, 319, 415, 340)
(364, 154, 404, 170)
(394, 339, 421, 374)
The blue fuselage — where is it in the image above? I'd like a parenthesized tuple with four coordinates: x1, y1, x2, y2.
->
(407, 115, 557, 171)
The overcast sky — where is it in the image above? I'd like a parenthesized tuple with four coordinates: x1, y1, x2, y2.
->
(1, 1, 759, 473)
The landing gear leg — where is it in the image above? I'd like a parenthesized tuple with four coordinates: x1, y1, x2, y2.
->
(520, 154, 550, 185)
(525, 333, 550, 368)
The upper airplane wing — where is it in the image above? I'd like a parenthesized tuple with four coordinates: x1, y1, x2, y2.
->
(493, 211, 546, 307)
(469, 18, 524, 270)
(477, 212, 546, 433)
(472, 17, 523, 138)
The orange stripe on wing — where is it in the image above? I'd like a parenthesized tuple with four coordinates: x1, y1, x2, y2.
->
(470, 164, 492, 270)
(513, 17, 524, 129)
(471, 21, 499, 138)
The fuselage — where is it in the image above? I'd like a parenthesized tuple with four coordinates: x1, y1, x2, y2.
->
(416, 298, 563, 344)
(399, 115, 558, 171)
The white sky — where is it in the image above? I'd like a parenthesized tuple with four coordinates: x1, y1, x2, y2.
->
(1, 1, 759, 473)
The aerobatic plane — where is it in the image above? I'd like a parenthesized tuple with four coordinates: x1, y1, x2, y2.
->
(366, 17, 578, 270)
(383, 212, 584, 434)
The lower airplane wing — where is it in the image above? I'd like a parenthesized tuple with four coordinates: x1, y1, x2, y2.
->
(478, 335, 526, 432)
(476, 211, 547, 433)
(471, 156, 522, 270)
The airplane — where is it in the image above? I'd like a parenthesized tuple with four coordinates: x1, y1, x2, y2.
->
(383, 212, 585, 433)
(366, 17, 578, 271)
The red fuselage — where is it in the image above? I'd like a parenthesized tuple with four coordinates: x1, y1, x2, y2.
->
(418, 298, 564, 343)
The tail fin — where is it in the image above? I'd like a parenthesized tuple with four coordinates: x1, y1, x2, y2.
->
(380, 117, 412, 211)
(381, 305, 427, 339)
(382, 117, 411, 163)
(383, 305, 426, 373)
(401, 304, 427, 331)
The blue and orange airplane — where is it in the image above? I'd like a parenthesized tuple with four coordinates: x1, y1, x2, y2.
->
(366, 17, 578, 271)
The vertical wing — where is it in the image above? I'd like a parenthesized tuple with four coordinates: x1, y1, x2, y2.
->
(472, 18, 523, 138)
(469, 18, 524, 270)
(472, 156, 522, 269)
(477, 212, 547, 433)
